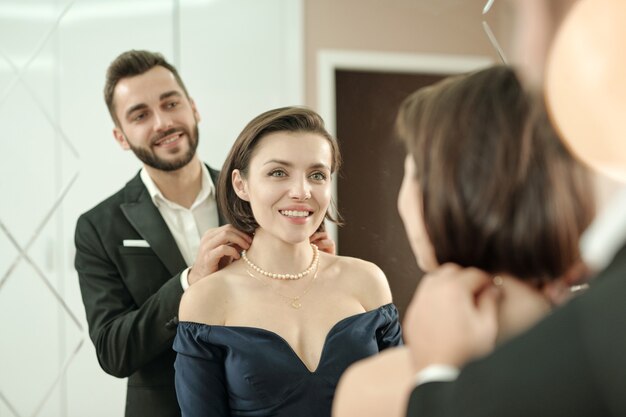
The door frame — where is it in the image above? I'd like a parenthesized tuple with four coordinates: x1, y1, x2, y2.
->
(316, 49, 493, 244)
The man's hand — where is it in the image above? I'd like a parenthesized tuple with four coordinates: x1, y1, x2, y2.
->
(403, 263, 500, 372)
(188, 225, 252, 285)
(310, 231, 336, 255)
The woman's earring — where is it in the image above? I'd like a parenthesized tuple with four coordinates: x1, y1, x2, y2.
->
(492, 275, 504, 287)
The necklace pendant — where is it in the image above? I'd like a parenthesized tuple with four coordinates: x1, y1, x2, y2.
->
(291, 298, 302, 309)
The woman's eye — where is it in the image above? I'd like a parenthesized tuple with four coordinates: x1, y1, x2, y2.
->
(310, 172, 327, 181)
(269, 170, 287, 177)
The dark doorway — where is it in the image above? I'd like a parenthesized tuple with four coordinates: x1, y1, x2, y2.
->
(335, 69, 446, 320)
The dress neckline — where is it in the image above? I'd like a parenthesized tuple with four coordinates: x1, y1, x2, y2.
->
(179, 303, 394, 373)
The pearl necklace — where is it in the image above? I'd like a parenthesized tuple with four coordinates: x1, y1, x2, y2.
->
(241, 243, 319, 280)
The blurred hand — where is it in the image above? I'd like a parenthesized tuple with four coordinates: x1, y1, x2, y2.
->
(188, 225, 252, 285)
(403, 263, 500, 372)
(309, 231, 336, 255)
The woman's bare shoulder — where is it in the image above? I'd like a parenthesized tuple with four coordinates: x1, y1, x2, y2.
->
(325, 254, 393, 310)
(178, 269, 232, 325)
(333, 346, 414, 417)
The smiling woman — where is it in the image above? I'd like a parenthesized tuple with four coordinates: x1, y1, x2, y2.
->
(171, 106, 402, 417)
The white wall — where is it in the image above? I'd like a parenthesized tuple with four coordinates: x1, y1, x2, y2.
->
(0, 0, 302, 415)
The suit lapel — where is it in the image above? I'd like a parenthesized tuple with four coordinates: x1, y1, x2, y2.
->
(120, 174, 187, 276)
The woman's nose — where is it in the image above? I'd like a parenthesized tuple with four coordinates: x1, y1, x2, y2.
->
(289, 177, 311, 200)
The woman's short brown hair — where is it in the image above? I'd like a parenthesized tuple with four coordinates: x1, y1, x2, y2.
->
(218, 106, 342, 234)
(396, 65, 594, 283)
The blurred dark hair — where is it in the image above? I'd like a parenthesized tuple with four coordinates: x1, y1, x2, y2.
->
(396, 65, 594, 283)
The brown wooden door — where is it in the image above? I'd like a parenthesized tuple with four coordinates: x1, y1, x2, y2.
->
(335, 69, 446, 320)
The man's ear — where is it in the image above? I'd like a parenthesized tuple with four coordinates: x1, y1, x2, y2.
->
(190, 97, 201, 122)
(113, 127, 131, 150)
(232, 169, 250, 201)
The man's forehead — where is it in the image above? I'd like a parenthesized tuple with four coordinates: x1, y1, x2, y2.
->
(114, 67, 182, 107)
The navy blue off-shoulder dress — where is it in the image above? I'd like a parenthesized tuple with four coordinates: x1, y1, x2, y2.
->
(173, 303, 401, 417)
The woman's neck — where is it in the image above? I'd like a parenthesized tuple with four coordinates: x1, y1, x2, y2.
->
(243, 230, 317, 276)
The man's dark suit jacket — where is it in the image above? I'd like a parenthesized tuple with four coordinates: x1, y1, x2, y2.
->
(75, 166, 222, 417)
(406, 243, 626, 417)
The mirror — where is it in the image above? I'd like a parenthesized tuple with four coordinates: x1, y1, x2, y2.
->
(0, 0, 506, 414)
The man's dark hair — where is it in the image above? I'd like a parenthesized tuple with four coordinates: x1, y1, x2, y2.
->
(104, 50, 189, 125)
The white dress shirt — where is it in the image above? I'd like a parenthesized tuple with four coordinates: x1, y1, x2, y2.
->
(580, 186, 626, 272)
(140, 163, 219, 290)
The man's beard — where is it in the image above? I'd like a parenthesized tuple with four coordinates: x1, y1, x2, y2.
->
(127, 124, 199, 172)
